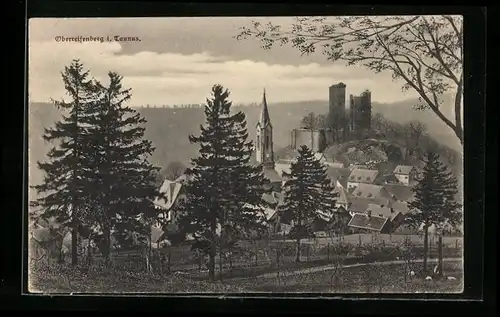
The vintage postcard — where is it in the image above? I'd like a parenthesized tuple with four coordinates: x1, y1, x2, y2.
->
(28, 16, 464, 294)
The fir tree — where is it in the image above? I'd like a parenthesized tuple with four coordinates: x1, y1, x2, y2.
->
(407, 151, 462, 274)
(177, 85, 267, 281)
(85, 72, 159, 264)
(280, 145, 336, 262)
(31, 60, 98, 266)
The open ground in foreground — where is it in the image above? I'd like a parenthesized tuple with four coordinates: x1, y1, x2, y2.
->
(29, 259, 462, 294)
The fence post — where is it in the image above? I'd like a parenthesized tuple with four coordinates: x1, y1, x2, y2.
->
(358, 234, 362, 246)
(455, 239, 458, 251)
(327, 243, 330, 261)
(306, 244, 310, 262)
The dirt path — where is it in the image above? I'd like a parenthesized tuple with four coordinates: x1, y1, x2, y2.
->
(252, 257, 462, 279)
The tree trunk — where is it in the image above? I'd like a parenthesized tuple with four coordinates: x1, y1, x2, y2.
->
(87, 235, 93, 266)
(208, 246, 216, 281)
(423, 224, 429, 274)
(228, 245, 233, 275)
(71, 219, 78, 266)
(295, 236, 301, 263)
(219, 250, 223, 282)
(146, 234, 152, 273)
(103, 227, 111, 267)
(437, 234, 443, 277)
(167, 247, 172, 274)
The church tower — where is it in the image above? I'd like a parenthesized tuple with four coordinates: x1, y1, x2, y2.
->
(256, 89, 274, 168)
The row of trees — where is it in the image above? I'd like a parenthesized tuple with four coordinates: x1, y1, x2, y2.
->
(31, 60, 159, 266)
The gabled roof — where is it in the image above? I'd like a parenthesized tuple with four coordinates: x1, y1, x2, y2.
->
(393, 165, 415, 175)
(391, 201, 410, 215)
(382, 173, 401, 184)
(348, 213, 388, 232)
(348, 169, 379, 184)
(366, 203, 400, 221)
(154, 179, 184, 210)
(383, 184, 415, 202)
(349, 197, 388, 213)
(351, 183, 387, 199)
(334, 186, 350, 205)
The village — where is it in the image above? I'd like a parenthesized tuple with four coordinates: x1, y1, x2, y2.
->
(151, 84, 460, 246)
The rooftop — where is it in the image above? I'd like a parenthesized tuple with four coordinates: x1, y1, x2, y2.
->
(349, 197, 388, 213)
(351, 183, 386, 199)
(365, 203, 400, 221)
(383, 184, 415, 202)
(393, 165, 415, 175)
(348, 213, 388, 232)
(348, 168, 379, 184)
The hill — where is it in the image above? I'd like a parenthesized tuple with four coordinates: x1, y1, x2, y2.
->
(28, 97, 462, 198)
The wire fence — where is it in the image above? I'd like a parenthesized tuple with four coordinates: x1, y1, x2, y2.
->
(32, 233, 463, 279)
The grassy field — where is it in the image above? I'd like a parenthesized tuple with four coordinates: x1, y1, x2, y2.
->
(29, 234, 463, 294)
(224, 260, 464, 293)
(29, 259, 463, 294)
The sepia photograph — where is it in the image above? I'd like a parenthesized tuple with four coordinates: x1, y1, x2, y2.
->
(27, 15, 464, 294)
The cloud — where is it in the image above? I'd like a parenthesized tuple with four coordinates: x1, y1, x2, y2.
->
(29, 40, 418, 106)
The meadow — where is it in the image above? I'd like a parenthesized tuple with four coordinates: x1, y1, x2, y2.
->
(29, 234, 463, 294)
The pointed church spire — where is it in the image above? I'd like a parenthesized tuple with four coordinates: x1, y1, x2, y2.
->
(259, 88, 271, 128)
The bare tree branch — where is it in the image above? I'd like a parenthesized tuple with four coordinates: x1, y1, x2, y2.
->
(235, 15, 464, 144)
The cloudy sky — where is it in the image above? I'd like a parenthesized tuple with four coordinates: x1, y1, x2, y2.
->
(29, 17, 420, 106)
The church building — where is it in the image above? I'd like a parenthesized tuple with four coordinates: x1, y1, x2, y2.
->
(256, 89, 275, 168)
(255, 89, 283, 190)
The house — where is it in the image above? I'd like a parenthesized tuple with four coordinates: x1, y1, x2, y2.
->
(351, 183, 393, 200)
(333, 185, 351, 210)
(330, 205, 353, 234)
(348, 197, 389, 215)
(382, 173, 401, 185)
(347, 168, 382, 190)
(153, 178, 186, 225)
(347, 212, 391, 234)
(393, 165, 418, 186)
(263, 166, 284, 191)
(383, 184, 415, 202)
(364, 203, 406, 232)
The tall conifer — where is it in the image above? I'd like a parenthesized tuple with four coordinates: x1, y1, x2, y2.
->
(280, 145, 336, 262)
(31, 60, 97, 266)
(177, 85, 267, 281)
(86, 72, 159, 264)
(407, 151, 462, 274)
